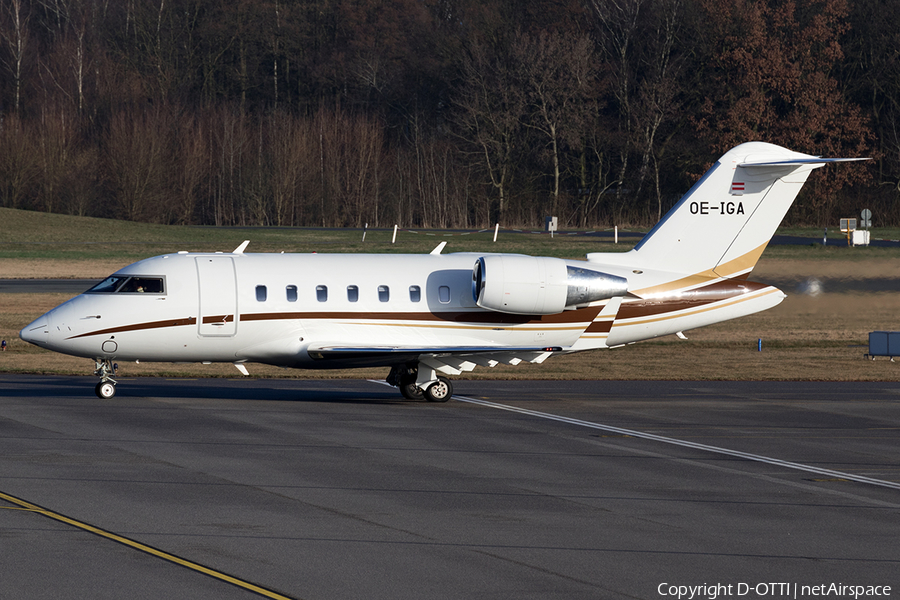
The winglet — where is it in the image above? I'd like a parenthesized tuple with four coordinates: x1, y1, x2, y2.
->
(233, 240, 250, 254)
(430, 242, 447, 255)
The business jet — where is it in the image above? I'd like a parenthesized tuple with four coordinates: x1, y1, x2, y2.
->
(20, 142, 865, 401)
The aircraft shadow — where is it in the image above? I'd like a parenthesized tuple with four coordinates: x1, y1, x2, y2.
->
(3, 375, 412, 405)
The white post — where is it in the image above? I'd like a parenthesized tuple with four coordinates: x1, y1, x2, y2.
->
(362, 223, 368, 242)
(614, 226, 618, 244)
(493, 223, 499, 242)
(392, 224, 398, 244)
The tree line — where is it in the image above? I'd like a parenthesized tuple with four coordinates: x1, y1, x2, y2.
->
(1, 0, 897, 228)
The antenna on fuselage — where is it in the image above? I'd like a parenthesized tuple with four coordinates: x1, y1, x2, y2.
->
(233, 240, 250, 254)
(430, 242, 447, 255)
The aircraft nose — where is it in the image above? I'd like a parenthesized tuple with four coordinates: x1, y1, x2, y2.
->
(20, 313, 51, 347)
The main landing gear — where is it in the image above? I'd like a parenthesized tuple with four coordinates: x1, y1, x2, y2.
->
(93, 358, 117, 399)
(387, 363, 453, 402)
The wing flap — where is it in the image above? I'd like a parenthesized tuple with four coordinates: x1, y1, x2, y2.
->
(306, 344, 563, 370)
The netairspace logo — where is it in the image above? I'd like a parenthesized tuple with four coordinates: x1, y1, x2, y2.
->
(657, 583, 893, 600)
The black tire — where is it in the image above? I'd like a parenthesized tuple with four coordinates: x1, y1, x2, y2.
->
(423, 377, 452, 402)
(399, 381, 424, 400)
(95, 381, 116, 399)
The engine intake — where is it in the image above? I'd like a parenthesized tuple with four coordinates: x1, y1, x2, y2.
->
(472, 255, 628, 315)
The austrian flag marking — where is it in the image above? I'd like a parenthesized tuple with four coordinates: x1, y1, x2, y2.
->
(731, 182, 745, 196)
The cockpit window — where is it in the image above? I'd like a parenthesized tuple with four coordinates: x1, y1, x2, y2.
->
(86, 276, 165, 294)
(87, 276, 128, 293)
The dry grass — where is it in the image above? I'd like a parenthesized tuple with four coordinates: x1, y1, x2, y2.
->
(0, 259, 133, 279)
(754, 256, 900, 279)
(3, 255, 899, 381)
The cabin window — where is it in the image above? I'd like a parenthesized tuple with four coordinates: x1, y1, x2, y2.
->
(256, 285, 267, 302)
(86, 276, 165, 295)
(439, 285, 451, 303)
(409, 285, 421, 302)
(316, 285, 328, 302)
(286, 285, 298, 302)
(378, 285, 390, 302)
(347, 285, 359, 302)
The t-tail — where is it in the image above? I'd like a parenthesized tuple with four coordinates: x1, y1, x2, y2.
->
(579, 142, 866, 348)
(587, 141, 866, 291)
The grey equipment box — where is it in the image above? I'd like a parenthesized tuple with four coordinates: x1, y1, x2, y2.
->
(868, 331, 900, 358)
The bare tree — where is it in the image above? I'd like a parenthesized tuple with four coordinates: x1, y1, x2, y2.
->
(1, 0, 30, 114)
(35, 104, 74, 214)
(103, 106, 173, 222)
(209, 107, 252, 226)
(171, 111, 207, 224)
(0, 113, 38, 209)
(632, 0, 682, 220)
(514, 31, 597, 218)
(452, 39, 527, 225)
(693, 0, 871, 224)
(33, 4, 95, 118)
(312, 107, 385, 227)
(403, 115, 461, 228)
(586, 0, 646, 200)
(69, 1, 90, 113)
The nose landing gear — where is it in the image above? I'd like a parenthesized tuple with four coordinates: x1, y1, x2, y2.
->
(93, 359, 118, 399)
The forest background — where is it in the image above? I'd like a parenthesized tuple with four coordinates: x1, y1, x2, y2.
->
(0, 0, 896, 229)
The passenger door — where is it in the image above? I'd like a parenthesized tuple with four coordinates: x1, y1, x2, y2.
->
(196, 256, 238, 336)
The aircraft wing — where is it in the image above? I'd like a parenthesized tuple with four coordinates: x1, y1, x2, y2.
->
(306, 345, 563, 373)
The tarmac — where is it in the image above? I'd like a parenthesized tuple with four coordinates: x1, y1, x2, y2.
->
(1, 376, 898, 599)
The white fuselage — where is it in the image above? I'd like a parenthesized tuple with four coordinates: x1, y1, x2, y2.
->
(20, 250, 784, 372)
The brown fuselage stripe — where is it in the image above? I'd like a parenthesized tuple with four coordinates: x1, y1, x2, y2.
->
(202, 315, 234, 324)
(67, 317, 197, 340)
(618, 280, 773, 320)
(585, 321, 614, 334)
(239, 307, 603, 324)
(614, 287, 781, 328)
(64, 279, 775, 341)
(64, 309, 600, 340)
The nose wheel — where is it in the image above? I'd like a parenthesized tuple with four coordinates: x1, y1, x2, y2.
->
(95, 380, 116, 399)
(93, 359, 118, 399)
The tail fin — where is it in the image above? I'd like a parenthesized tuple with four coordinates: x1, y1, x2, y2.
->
(596, 142, 865, 279)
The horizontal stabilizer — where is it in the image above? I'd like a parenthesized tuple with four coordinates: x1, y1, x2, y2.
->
(739, 157, 869, 168)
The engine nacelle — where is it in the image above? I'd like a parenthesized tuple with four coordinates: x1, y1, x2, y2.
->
(472, 255, 628, 315)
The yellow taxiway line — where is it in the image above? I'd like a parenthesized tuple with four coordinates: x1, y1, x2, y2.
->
(0, 490, 297, 600)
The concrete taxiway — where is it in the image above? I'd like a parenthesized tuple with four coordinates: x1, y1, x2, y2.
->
(1, 375, 898, 599)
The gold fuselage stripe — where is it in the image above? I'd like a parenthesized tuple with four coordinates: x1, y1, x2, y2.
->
(613, 287, 780, 327)
(630, 241, 769, 297)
